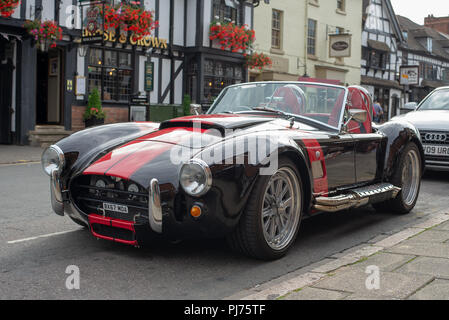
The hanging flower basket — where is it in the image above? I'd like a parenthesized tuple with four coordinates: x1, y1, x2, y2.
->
(24, 20, 63, 52)
(246, 52, 273, 70)
(103, 3, 158, 41)
(209, 21, 255, 53)
(0, 0, 20, 18)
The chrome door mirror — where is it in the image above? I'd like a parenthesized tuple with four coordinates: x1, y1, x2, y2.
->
(347, 109, 368, 124)
(190, 104, 202, 115)
(342, 109, 368, 132)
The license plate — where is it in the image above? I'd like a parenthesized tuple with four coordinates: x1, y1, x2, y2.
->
(423, 144, 449, 157)
(103, 202, 129, 214)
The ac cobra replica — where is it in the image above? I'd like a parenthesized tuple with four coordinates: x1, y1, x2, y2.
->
(42, 82, 424, 260)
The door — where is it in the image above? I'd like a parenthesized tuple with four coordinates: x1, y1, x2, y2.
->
(36, 48, 62, 125)
(0, 60, 13, 144)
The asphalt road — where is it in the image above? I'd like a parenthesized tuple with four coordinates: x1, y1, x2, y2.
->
(0, 162, 448, 299)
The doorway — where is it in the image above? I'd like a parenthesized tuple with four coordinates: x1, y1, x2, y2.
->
(0, 39, 13, 144)
(36, 48, 63, 125)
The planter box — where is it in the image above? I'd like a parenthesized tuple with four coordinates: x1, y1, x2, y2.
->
(150, 104, 184, 122)
(84, 117, 105, 128)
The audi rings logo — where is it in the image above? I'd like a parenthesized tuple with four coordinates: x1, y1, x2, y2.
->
(424, 133, 447, 142)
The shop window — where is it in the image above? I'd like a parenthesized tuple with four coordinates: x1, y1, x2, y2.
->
(212, 0, 240, 24)
(87, 48, 133, 102)
(420, 62, 438, 80)
(203, 59, 244, 102)
(442, 68, 449, 81)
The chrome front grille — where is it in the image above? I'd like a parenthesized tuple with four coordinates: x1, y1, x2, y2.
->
(70, 175, 149, 223)
(420, 131, 449, 146)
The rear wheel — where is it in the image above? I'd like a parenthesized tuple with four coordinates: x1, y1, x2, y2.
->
(373, 142, 422, 214)
(227, 158, 303, 260)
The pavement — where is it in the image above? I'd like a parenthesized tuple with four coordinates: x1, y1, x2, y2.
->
(0, 145, 43, 165)
(229, 212, 449, 300)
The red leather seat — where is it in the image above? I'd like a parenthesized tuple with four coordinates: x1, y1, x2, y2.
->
(272, 87, 303, 115)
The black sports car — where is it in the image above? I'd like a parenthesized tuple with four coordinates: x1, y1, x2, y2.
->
(42, 82, 424, 260)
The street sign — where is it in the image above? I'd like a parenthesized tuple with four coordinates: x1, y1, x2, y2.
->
(400, 65, 420, 86)
(145, 61, 154, 92)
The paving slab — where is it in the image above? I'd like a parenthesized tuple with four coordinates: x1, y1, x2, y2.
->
(311, 266, 434, 299)
(344, 293, 400, 300)
(386, 241, 449, 259)
(408, 279, 449, 300)
(395, 256, 449, 279)
(405, 230, 449, 243)
(284, 287, 350, 300)
(433, 221, 449, 231)
(349, 252, 416, 272)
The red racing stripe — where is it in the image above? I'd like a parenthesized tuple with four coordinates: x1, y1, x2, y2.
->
(301, 138, 328, 196)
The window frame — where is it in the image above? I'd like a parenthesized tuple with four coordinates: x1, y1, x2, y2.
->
(307, 19, 317, 56)
(337, 0, 345, 11)
(271, 9, 283, 50)
(87, 47, 134, 103)
(212, 0, 241, 24)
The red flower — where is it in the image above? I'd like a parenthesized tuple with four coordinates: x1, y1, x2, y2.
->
(209, 21, 256, 54)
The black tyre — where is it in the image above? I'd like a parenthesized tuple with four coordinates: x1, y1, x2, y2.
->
(227, 158, 303, 260)
(373, 142, 422, 214)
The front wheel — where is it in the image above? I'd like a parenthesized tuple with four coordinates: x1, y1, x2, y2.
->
(227, 158, 303, 260)
(373, 142, 422, 214)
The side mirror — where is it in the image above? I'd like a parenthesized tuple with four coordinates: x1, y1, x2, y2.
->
(348, 109, 368, 123)
(400, 102, 417, 114)
(190, 104, 202, 115)
(342, 109, 367, 132)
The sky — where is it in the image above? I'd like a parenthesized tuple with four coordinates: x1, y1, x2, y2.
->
(390, 0, 449, 25)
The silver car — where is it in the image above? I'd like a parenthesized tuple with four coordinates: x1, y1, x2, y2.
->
(393, 86, 449, 171)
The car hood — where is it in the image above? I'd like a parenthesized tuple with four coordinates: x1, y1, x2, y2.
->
(393, 110, 449, 131)
(81, 114, 320, 188)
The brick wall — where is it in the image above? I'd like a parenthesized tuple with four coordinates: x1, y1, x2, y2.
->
(71, 105, 129, 131)
(424, 16, 449, 35)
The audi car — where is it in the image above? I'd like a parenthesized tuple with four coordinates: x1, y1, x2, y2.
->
(392, 86, 449, 171)
(41, 82, 424, 260)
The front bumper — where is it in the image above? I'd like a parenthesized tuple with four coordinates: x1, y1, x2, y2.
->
(50, 176, 240, 246)
(425, 159, 449, 171)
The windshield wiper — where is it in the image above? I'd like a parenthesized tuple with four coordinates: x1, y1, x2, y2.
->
(252, 107, 290, 118)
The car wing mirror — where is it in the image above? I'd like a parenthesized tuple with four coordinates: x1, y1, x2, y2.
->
(190, 104, 202, 115)
(342, 109, 367, 132)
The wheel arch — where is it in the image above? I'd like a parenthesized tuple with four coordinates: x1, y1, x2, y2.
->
(377, 120, 425, 181)
(278, 147, 314, 215)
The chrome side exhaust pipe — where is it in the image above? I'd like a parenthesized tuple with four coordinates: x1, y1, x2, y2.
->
(313, 183, 401, 213)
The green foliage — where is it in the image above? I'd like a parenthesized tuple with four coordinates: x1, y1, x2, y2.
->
(182, 94, 191, 116)
(83, 88, 106, 120)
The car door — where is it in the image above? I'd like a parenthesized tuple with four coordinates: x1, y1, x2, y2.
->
(346, 87, 382, 184)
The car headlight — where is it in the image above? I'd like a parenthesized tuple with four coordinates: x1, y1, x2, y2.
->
(179, 159, 212, 197)
(41, 145, 65, 176)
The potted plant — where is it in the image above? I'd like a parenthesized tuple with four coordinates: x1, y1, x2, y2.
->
(209, 21, 255, 53)
(182, 94, 191, 116)
(23, 19, 63, 52)
(246, 52, 273, 70)
(103, 2, 158, 41)
(83, 88, 106, 128)
(0, 0, 20, 18)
